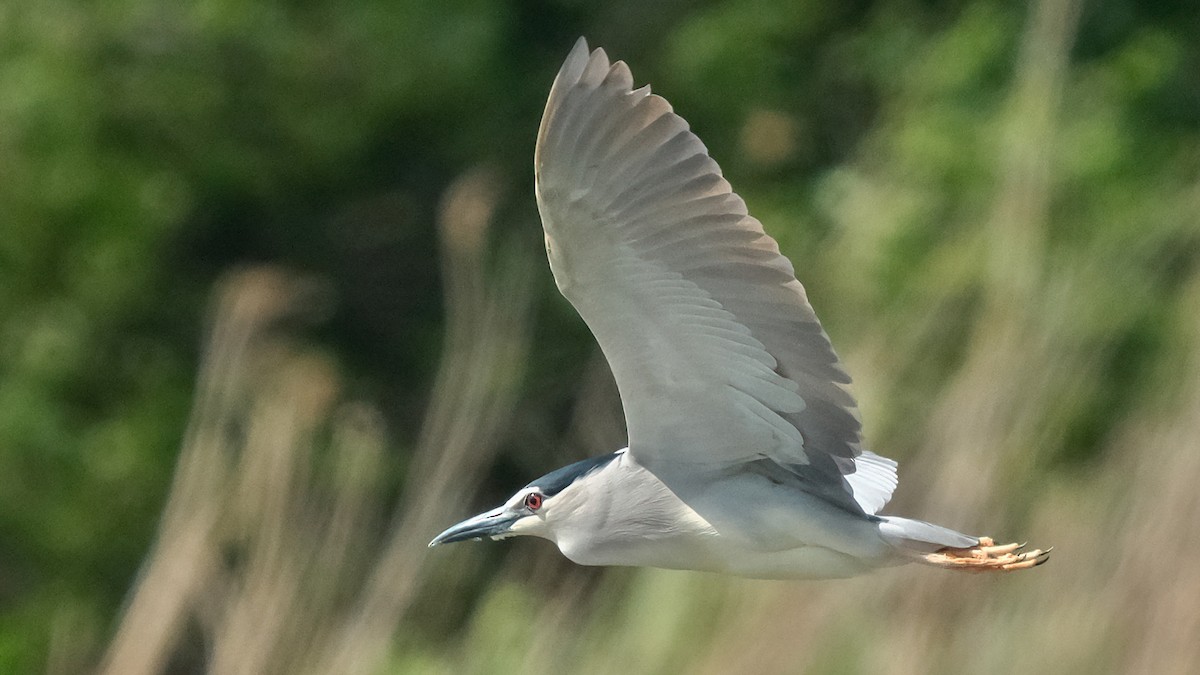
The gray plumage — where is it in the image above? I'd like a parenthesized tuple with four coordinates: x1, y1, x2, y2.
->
(429, 38, 1049, 578)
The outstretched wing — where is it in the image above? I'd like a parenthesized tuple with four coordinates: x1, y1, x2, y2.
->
(534, 39, 895, 515)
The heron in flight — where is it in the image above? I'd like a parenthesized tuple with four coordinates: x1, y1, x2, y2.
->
(429, 38, 1049, 578)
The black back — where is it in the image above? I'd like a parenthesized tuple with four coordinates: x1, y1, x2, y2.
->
(524, 452, 620, 496)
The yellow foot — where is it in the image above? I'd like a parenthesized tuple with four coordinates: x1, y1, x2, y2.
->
(921, 537, 1051, 572)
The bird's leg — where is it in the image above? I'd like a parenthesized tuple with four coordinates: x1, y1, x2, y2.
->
(919, 537, 1051, 572)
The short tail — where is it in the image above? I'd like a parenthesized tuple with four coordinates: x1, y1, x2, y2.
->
(878, 516, 1050, 572)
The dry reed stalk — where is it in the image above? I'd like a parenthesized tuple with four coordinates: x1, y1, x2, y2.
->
(100, 269, 334, 675)
(99, 164, 535, 675)
(1108, 277, 1200, 674)
(309, 166, 535, 674)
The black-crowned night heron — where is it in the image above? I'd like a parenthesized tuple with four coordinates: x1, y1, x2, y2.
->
(429, 38, 1049, 578)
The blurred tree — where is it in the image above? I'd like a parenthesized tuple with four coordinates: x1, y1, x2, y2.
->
(0, 0, 1198, 672)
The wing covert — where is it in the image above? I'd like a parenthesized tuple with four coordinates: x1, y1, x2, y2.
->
(534, 39, 894, 514)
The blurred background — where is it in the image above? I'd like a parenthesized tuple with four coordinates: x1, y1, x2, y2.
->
(3, 0, 1200, 673)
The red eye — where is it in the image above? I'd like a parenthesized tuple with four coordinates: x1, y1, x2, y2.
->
(524, 492, 543, 511)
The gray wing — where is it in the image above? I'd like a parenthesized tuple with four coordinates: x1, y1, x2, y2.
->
(534, 38, 896, 515)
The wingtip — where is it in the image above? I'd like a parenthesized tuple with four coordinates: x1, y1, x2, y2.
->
(556, 36, 595, 88)
(569, 36, 608, 69)
(567, 36, 612, 70)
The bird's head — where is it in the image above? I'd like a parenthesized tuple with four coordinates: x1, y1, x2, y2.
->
(428, 451, 620, 548)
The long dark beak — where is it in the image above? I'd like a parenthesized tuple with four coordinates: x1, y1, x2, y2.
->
(428, 506, 519, 547)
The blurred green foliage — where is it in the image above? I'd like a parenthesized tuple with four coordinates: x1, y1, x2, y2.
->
(1, 0, 1198, 672)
